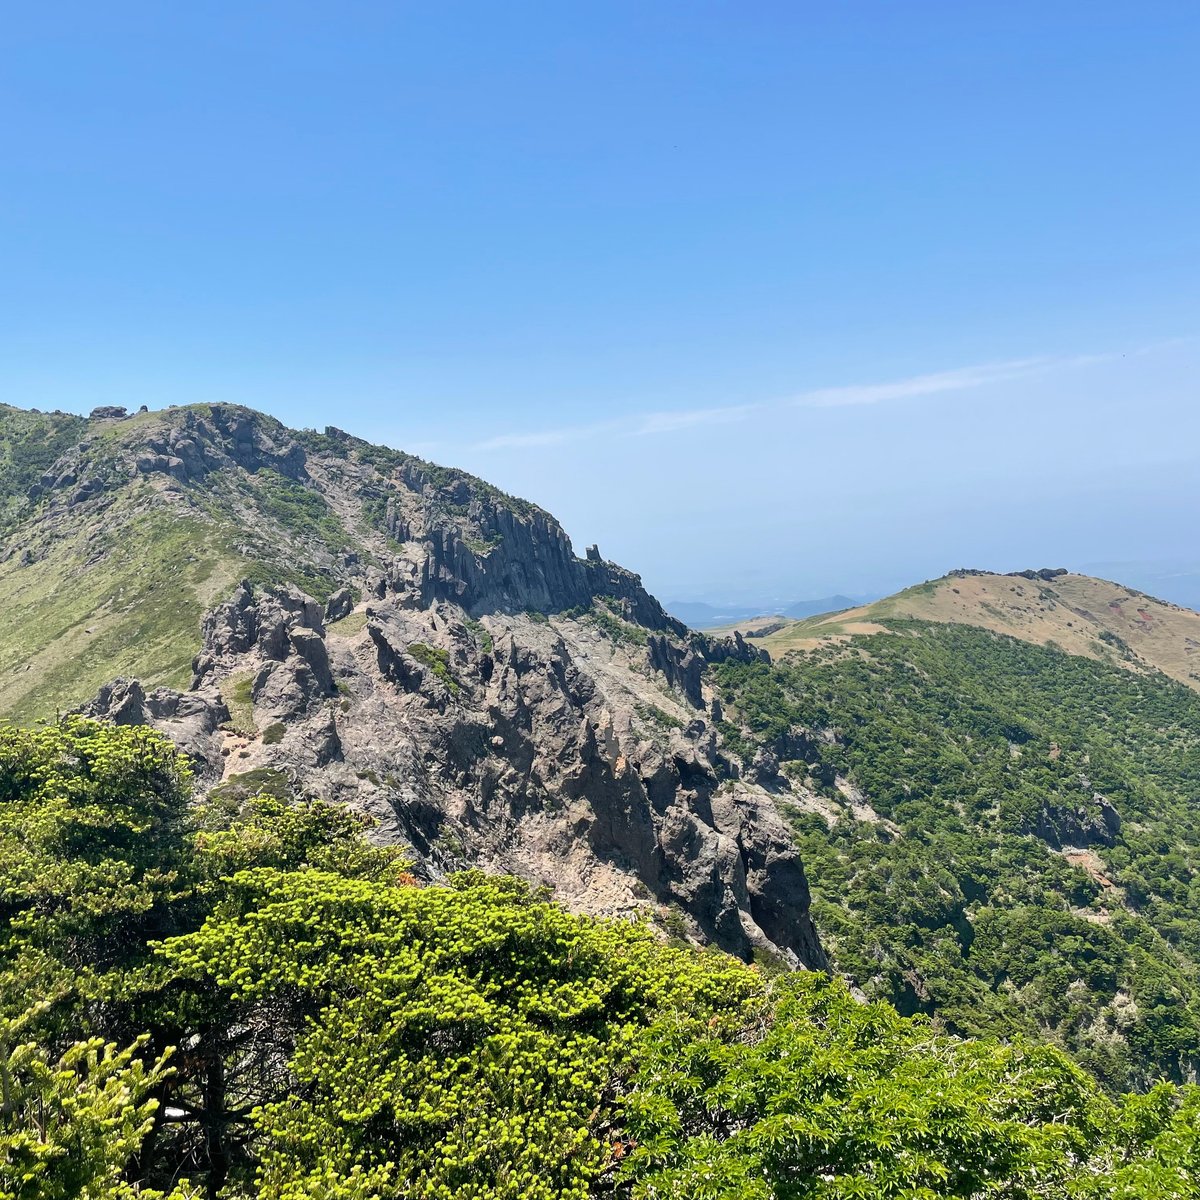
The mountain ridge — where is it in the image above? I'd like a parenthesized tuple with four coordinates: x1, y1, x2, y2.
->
(0, 401, 690, 718)
(730, 566, 1200, 690)
(0, 399, 824, 968)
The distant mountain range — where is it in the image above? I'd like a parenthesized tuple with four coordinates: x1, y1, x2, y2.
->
(666, 594, 861, 630)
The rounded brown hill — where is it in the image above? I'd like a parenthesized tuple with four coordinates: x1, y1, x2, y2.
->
(737, 569, 1200, 691)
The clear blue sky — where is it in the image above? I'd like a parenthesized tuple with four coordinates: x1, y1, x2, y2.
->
(3, 3, 1198, 604)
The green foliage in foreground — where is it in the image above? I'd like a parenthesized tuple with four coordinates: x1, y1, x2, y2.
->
(626, 984, 1200, 1200)
(713, 622, 1200, 1092)
(0, 1016, 187, 1200)
(0, 719, 1197, 1198)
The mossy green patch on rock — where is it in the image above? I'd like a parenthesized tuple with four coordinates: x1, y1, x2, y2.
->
(588, 603, 649, 646)
(261, 721, 286, 745)
(245, 468, 354, 554)
(407, 642, 459, 694)
(327, 611, 368, 637)
(223, 671, 257, 735)
(463, 616, 494, 654)
(208, 766, 294, 808)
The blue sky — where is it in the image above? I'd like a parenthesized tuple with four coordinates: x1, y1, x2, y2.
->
(3, 3, 1198, 604)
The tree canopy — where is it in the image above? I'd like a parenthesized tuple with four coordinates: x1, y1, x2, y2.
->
(0, 718, 1197, 1198)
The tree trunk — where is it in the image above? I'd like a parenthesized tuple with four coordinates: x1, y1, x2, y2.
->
(204, 1034, 229, 1200)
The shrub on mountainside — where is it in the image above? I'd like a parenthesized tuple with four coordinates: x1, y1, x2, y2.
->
(244, 468, 354, 553)
(623, 977, 1200, 1199)
(407, 641, 460, 693)
(0, 406, 88, 529)
(0, 719, 1197, 1199)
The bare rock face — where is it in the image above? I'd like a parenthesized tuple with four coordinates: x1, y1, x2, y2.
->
(646, 635, 705, 707)
(132, 405, 307, 484)
(98, 576, 825, 969)
(80, 678, 229, 777)
(1033, 793, 1123, 849)
(197, 582, 324, 664)
(325, 586, 354, 622)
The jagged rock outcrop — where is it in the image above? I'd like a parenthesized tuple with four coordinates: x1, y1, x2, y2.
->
(80, 678, 229, 776)
(132, 406, 307, 484)
(100, 575, 826, 968)
(697, 629, 770, 665)
(1032, 792, 1123, 849)
(948, 566, 1069, 583)
(8, 400, 825, 967)
(646, 635, 706, 707)
(373, 497, 685, 629)
(196, 581, 325, 667)
(325, 586, 354, 622)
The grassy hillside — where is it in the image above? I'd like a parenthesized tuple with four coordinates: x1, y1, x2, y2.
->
(0, 407, 329, 721)
(0, 402, 528, 721)
(0, 498, 252, 721)
(714, 620, 1200, 1090)
(1, 407, 248, 719)
(740, 570, 1200, 691)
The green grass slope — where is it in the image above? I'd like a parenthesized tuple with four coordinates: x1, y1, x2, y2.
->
(0, 406, 354, 720)
(0, 498, 251, 721)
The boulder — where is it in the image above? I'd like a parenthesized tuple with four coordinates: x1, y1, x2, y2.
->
(325, 586, 354, 622)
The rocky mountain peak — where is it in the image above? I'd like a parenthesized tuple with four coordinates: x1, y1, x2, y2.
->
(1, 400, 824, 968)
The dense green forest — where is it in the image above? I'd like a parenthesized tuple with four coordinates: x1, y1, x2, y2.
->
(2, 719, 1198, 1198)
(713, 621, 1200, 1093)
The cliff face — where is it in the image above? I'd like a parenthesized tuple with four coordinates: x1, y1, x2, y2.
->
(2, 402, 823, 967)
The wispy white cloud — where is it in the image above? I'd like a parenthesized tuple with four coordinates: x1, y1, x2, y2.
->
(788, 356, 1052, 408)
(471, 426, 592, 451)
(466, 347, 1135, 453)
(631, 402, 764, 436)
(469, 408, 754, 451)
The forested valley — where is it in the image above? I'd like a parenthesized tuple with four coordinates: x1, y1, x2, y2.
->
(714, 622, 1200, 1093)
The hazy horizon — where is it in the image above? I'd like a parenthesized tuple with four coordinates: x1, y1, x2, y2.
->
(4, 4, 1197, 608)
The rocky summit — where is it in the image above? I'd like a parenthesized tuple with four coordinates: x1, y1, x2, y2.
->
(0, 401, 824, 967)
